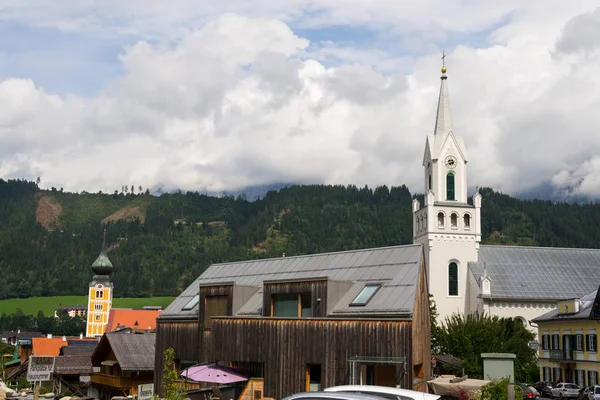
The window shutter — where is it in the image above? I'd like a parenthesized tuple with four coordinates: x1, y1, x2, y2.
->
(586, 334, 590, 351)
(593, 334, 598, 352)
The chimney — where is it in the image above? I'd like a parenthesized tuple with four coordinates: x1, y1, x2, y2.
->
(47, 334, 53, 339)
(80, 333, 83, 339)
(62, 336, 67, 342)
(17, 329, 20, 334)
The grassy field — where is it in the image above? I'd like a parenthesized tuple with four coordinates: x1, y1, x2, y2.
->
(0, 296, 176, 316)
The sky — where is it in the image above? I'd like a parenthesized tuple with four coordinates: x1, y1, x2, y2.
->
(1, 1, 600, 198)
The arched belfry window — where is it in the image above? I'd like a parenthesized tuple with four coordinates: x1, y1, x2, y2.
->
(428, 174, 432, 191)
(437, 212, 445, 228)
(450, 213, 458, 228)
(464, 214, 471, 229)
(448, 262, 458, 296)
(446, 172, 455, 201)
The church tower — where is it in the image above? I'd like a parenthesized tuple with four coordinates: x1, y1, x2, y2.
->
(412, 62, 482, 320)
(85, 232, 114, 337)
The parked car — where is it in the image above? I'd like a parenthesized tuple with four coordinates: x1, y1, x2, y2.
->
(515, 383, 539, 399)
(535, 381, 554, 398)
(583, 385, 600, 400)
(282, 392, 391, 400)
(577, 386, 590, 400)
(551, 383, 580, 399)
(324, 385, 441, 400)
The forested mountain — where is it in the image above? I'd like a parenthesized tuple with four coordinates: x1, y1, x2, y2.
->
(1, 179, 599, 300)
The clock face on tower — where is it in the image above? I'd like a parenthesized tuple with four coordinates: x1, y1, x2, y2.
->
(445, 155, 457, 169)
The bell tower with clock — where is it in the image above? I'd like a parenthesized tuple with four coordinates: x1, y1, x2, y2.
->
(85, 231, 114, 337)
(412, 63, 482, 321)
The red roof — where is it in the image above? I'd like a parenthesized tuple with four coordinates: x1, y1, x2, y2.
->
(32, 337, 98, 356)
(106, 309, 161, 332)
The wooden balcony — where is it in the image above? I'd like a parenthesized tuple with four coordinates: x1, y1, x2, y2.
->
(91, 373, 136, 389)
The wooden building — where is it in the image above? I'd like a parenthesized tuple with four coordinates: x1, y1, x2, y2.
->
(91, 329, 155, 400)
(155, 244, 431, 400)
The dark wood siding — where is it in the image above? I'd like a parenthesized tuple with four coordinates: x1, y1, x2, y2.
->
(154, 320, 199, 394)
(411, 252, 431, 392)
(263, 280, 327, 317)
(212, 318, 412, 400)
(198, 285, 234, 361)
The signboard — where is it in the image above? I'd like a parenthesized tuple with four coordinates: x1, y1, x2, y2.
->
(27, 356, 56, 382)
(138, 384, 154, 400)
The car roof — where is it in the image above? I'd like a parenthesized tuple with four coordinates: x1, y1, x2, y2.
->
(324, 385, 441, 400)
(283, 392, 386, 400)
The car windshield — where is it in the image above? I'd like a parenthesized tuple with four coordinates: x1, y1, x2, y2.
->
(565, 384, 578, 389)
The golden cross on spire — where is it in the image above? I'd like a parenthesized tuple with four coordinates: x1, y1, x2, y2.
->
(441, 50, 447, 74)
(102, 228, 107, 251)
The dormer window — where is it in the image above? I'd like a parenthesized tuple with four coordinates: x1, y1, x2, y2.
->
(350, 284, 381, 306)
(182, 295, 200, 311)
(272, 293, 312, 317)
(204, 295, 228, 330)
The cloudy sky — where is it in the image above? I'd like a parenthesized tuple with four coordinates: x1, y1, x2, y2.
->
(1, 1, 600, 198)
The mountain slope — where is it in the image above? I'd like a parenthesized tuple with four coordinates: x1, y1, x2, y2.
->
(1, 179, 599, 300)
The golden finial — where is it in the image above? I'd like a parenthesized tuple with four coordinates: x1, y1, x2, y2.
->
(441, 50, 447, 74)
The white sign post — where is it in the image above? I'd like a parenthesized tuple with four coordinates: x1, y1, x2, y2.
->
(27, 356, 56, 400)
(138, 383, 154, 400)
(27, 356, 56, 382)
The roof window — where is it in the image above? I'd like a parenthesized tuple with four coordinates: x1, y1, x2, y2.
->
(182, 295, 200, 310)
(350, 284, 381, 306)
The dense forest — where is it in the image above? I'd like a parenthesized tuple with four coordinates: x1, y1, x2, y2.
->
(1, 178, 599, 300)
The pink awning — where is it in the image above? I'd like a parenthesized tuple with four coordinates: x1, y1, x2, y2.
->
(181, 363, 249, 384)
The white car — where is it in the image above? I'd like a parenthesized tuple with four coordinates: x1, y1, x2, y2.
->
(550, 383, 580, 399)
(584, 385, 600, 400)
(324, 385, 441, 400)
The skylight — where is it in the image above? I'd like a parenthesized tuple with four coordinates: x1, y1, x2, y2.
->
(182, 295, 200, 310)
(350, 284, 381, 306)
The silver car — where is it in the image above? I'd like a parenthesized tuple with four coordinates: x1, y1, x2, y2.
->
(551, 383, 580, 399)
(324, 385, 441, 400)
(282, 392, 391, 400)
(584, 385, 600, 400)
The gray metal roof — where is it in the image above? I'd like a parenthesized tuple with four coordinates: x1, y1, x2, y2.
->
(105, 332, 155, 371)
(160, 244, 424, 320)
(470, 245, 600, 300)
(533, 290, 597, 322)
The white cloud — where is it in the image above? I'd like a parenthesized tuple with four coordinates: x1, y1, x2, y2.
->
(1, 4, 600, 198)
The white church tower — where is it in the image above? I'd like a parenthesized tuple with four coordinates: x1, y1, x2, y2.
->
(412, 62, 482, 320)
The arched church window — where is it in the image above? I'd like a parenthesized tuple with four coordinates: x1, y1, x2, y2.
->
(446, 172, 455, 201)
(416, 215, 420, 231)
(98, 290, 103, 299)
(437, 212, 444, 228)
(464, 214, 471, 229)
(428, 174, 432, 191)
(448, 262, 458, 296)
(450, 213, 458, 228)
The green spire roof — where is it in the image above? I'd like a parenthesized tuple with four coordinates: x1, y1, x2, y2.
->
(92, 249, 113, 275)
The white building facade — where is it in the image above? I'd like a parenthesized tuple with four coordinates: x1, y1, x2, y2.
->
(414, 67, 600, 326)
(412, 66, 482, 320)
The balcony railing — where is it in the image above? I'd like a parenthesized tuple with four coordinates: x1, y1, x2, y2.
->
(549, 349, 575, 362)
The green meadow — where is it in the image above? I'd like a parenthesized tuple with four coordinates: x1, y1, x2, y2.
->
(0, 296, 175, 316)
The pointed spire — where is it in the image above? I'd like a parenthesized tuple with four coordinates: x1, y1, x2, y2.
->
(92, 228, 113, 275)
(433, 51, 454, 136)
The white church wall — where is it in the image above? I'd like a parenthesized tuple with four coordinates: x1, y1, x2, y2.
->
(486, 301, 556, 333)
